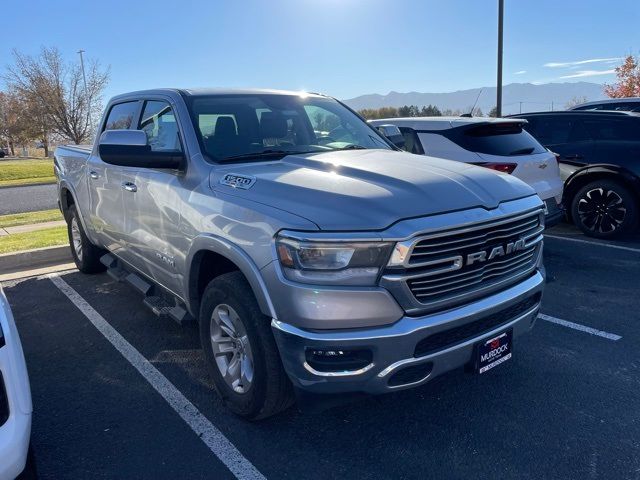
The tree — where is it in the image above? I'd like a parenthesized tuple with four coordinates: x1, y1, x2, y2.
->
(0, 91, 32, 155)
(420, 104, 442, 116)
(565, 96, 588, 109)
(604, 55, 640, 98)
(4, 47, 109, 144)
(488, 106, 498, 117)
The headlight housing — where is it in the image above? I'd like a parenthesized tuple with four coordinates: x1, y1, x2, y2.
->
(276, 234, 393, 286)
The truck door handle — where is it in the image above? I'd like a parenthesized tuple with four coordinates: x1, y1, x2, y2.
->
(121, 182, 137, 193)
(89, 171, 99, 179)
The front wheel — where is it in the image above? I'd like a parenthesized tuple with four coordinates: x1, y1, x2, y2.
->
(199, 272, 294, 420)
(571, 180, 638, 239)
(66, 205, 106, 273)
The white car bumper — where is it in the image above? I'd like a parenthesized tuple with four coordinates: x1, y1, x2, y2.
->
(0, 404, 31, 480)
(0, 288, 32, 480)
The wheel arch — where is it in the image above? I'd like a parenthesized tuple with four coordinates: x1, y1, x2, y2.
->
(563, 164, 640, 221)
(185, 235, 277, 321)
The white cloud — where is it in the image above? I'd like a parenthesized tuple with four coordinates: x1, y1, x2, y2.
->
(559, 69, 616, 79)
(544, 57, 622, 68)
(514, 70, 527, 75)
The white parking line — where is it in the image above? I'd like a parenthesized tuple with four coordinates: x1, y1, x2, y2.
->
(545, 234, 640, 254)
(47, 273, 266, 480)
(538, 313, 622, 341)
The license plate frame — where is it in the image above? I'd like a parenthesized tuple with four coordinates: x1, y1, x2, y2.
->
(475, 329, 513, 374)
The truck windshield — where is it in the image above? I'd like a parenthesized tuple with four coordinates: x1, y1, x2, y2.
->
(186, 94, 392, 162)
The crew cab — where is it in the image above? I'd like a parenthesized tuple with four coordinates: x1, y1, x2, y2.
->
(55, 89, 545, 419)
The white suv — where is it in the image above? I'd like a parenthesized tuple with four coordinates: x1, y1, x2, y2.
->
(370, 117, 564, 226)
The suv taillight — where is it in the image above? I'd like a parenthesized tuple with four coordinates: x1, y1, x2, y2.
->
(478, 162, 517, 174)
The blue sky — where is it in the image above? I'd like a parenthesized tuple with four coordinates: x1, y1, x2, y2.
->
(2, 0, 637, 101)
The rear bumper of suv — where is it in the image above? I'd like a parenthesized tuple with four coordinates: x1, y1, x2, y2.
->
(543, 198, 565, 228)
(272, 269, 544, 395)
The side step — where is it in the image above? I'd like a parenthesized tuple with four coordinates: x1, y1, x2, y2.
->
(101, 253, 194, 326)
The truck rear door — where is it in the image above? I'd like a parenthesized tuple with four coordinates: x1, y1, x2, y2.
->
(88, 100, 142, 254)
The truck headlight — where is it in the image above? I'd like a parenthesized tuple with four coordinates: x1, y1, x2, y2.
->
(276, 235, 393, 286)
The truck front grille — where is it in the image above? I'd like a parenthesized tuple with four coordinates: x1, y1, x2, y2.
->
(406, 209, 542, 305)
(382, 207, 544, 314)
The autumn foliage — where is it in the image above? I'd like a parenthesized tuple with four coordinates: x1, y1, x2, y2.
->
(604, 55, 640, 98)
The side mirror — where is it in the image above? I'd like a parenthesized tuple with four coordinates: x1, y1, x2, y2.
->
(98, 130, 184, 169)
(376, 124, 406, 150)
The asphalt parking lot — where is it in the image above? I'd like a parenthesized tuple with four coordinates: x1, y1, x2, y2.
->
(3, 226, 640, 480)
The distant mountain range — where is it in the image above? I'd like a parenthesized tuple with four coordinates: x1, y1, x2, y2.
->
(343, 82, 606, 115)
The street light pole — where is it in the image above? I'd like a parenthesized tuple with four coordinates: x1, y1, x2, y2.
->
(496, 0, 504, 117)
(77, 49, 92, 141)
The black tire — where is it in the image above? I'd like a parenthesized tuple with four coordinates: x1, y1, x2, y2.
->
(571, 179, 638, 239)
(66, 204, 106, 273)
(199, 271, 294, 420)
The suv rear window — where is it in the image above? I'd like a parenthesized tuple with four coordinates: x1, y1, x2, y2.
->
(454, 123, 546, 156)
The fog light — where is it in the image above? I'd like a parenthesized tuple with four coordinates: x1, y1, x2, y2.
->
(305, 348, 373, 373)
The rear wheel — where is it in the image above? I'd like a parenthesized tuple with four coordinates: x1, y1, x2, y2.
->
(571, 180, 638, 238)
(66, 205, 106, 273)
(199, 271, 294, 420)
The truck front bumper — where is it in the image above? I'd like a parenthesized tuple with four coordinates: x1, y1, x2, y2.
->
(272, 269, 544, 395)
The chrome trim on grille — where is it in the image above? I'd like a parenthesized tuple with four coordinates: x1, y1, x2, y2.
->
(381, 204, 544, 315)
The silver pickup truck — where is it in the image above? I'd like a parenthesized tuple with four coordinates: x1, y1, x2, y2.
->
(55, 89, 545, 419)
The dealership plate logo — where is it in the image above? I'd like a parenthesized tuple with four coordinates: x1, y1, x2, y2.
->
(220, 173, 256, 190)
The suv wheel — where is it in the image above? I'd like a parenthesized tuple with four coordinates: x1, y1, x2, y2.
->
(571, 180, 638, 238)
(199, 271, 294, 420)
(66, 205, 106, 273)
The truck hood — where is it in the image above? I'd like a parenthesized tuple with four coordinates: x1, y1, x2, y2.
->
(210, 149, 535, 230)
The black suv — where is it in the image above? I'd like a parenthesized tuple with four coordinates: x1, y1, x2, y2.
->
(509, 111, 640, 238)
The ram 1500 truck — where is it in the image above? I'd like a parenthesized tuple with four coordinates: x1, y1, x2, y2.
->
(55, 89, 545, 419)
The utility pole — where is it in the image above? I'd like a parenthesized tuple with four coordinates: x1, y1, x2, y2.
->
(496, 0, 504, 117)
(519, 101, 522, 114)
(77, 49, 92, 141)
(551, 101, 554, 111)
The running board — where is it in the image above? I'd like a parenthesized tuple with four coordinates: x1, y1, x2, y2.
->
(100, 253, 194, 326)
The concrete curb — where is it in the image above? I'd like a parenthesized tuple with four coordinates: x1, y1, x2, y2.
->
(0, 245, 72, 275)
(0, 181, 56, 189)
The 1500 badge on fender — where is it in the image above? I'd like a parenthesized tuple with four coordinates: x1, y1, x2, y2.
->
(220, 173, 256, 189)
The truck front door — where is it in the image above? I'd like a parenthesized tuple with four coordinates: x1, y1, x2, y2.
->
(122, 99, 186, 295)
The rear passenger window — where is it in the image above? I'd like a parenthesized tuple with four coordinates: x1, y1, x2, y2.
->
(139, 101, 182, 152)
(104, 102, 139, 130)
(526, 118, 590, 145)
(584, 119, 638, 141)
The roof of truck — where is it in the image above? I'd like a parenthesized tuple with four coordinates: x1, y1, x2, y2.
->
(109, 88, 329, 102)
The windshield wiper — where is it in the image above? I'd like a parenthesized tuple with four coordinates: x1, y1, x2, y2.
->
(336, 144, 368, 150)
(508, 147, 535, 155)
(220, 150, 306, 162)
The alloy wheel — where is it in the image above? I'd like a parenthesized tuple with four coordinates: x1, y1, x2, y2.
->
(209, 304, 254, 394)
(70, 217, 83, 260)
(577, 187, 626, 234)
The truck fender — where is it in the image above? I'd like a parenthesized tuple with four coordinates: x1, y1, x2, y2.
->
(57, 180, 95, 242)
(184, 234, 277, 320)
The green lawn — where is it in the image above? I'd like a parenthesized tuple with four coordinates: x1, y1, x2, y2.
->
(0, 159, 56, 187)
(0, 226, 68, 254)
(0, 209, 64, 228)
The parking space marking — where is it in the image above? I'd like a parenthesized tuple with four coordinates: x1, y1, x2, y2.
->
(538, 313, 622, 341)
(545, 234, 640, 254)
(47, 273, 266, 480)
